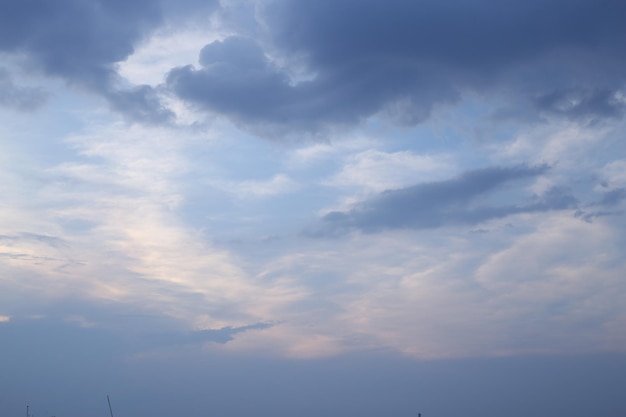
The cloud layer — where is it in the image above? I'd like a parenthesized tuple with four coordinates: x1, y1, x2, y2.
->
(312, 165, 579, 234)
(3, 0, 624, 132)
(165, 0, 626, 133)
(0, 0, 215, 122)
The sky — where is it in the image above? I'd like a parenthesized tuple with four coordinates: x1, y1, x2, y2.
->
(1, 0, 626, 416)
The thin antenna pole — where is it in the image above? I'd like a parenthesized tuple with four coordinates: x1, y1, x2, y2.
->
(26, 404, 29, 417)
(107, 395, 114, 417)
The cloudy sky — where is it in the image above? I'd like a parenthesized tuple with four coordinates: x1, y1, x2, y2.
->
(1, 0, 626, 416)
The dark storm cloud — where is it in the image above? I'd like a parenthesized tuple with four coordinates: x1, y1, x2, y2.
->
(168, 0, 626, 132)
(0, 68, 48, 111)
(533, 88, 626, 122)
(166, 35, 457, 132)
(167, 36, 298, 128)
(0, 0, 216, 122)
(0, 0, 161, 84)
(309, 165, 578, 235)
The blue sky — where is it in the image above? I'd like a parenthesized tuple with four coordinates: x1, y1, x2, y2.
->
(1, 0, 626, 416)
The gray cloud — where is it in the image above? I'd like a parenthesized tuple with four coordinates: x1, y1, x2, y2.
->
(4, 0, 623, 130)
(533, 88, 626, 123)
(574, 187, 626, 222)
(599, 188, 626, 207)
(0, 68, 48, 111)
(0, 0, 216, 122)
(0, 0, 160, 84)
(167, 37, 298, 129)
(166, 35, 457, 133)
(309, 165, 578, 235)
(106, 85, 175, 124)
(168, 0, 626, 133)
